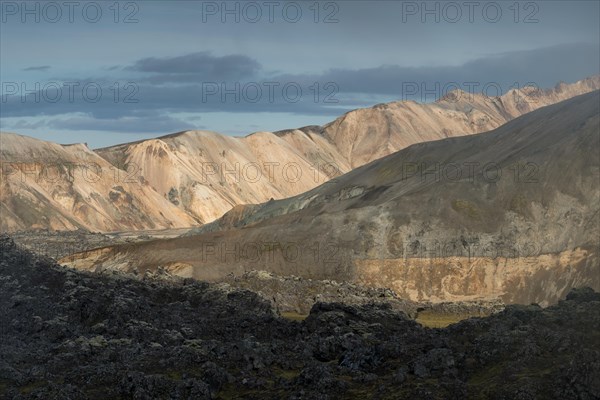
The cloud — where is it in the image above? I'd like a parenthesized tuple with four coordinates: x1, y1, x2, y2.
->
(271, 43, 600, 99)
(22, 66, 51, 71)
(2, 43, 598, 133)
(11, 119, 49, 129)
(128, 52, 261, 82)
(46, 114, 204, 134)
(0, 78, 343, 119)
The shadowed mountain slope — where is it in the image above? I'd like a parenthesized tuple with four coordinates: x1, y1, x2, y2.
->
(64, 91, 600, 305)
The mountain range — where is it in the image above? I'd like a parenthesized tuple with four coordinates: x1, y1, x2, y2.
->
(62, 89, 600, 306)
(2, 76, 598, 232)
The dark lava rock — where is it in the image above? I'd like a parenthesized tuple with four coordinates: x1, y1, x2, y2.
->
(1, 234, 599, 399)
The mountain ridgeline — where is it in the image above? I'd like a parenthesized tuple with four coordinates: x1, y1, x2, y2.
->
(2, 76, 598, 232)
(63, 90, 600, 306)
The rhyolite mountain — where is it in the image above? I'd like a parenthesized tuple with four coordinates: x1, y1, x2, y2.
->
(63, 90, 600, 306)
(0, 133, 197, 232)
(2, 76, 598, 232)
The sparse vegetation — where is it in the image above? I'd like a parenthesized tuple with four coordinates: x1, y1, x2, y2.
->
(451, 199, 481, 219)
(280, 311, 309, 321)
(415, 311, 480, 328)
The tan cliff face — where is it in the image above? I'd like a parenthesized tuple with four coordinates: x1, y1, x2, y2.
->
(2, 76, 599, 232)
(95, 130, 345, 225)
(0, 133, 197, 232)
(62, 91, 600, 306)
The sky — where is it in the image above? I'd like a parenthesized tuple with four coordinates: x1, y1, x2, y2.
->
(1, 0, 599, 148)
